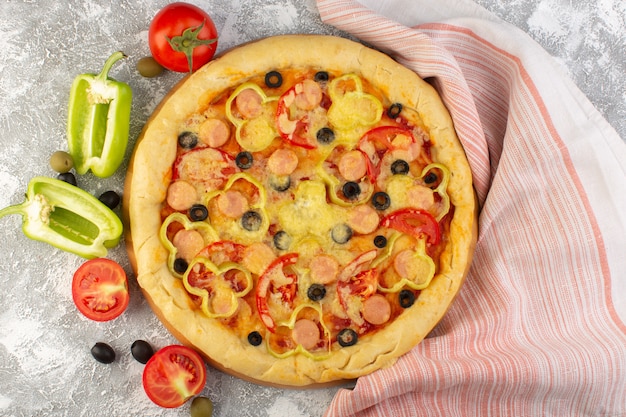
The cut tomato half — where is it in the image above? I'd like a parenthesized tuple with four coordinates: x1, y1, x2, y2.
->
(71, 258, 129, 322)
(142, 345, 207, 408)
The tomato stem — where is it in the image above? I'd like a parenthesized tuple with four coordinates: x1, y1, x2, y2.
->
(165, 20, 217, 73)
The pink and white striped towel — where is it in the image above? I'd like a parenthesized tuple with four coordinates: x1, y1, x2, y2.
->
(316, 0, 626, 415)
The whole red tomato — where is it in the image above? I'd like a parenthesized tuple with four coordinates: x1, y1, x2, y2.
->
(149, 2, 218, 73)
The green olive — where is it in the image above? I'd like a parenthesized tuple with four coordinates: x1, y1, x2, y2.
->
(49, 150, 74, 173)
(190, 396, 213, 417)
(136, 56, 164, 78)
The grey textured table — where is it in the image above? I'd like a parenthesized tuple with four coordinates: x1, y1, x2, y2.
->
(0, 1, 623, 416)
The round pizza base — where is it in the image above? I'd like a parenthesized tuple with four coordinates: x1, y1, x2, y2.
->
(123, 34, 477, 388)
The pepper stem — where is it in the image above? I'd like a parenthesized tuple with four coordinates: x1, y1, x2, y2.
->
(0, 201, 27, 219)
(165, 21, 217, 74)
(96, 51, 127, 81)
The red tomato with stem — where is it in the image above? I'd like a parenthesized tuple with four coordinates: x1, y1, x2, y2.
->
(142, 345, 207, 408)
(149, 2, 218, 73)
(71, 258, 129, 322)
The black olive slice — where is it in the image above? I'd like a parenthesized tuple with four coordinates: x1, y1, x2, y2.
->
(316, 127, 335, 144)
(390, 159, 410, 175)
(247, 331, 263, 346)
(399, 290, 416, 308)
(314, 71, 329, 82)
(337, 328, 358, 347)
(342, 181, 361, 200)
(235, 151, 253, 169)
(331, 223, 353, 244)
(307, 284, 327, 301)
(269, 174, 291, 192)
(273, 230, 291, 250)
(423, 171, 438, 185)
(373, 235, 387, 248)
(178, 131, 198, 149)
(188, 204, 209, 221)
(372, 192, 391, 210)
(387, 103, 403, 119)
(265, 70, 283, 88)
(173, 258, 189, 274)
(241, 210, 262, 231)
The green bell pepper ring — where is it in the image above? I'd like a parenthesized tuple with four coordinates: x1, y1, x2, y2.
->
(67, 51, 132, 178)
(0, 177, 123, 259)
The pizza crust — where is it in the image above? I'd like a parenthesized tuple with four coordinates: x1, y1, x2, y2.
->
(123, 34, 477, 387)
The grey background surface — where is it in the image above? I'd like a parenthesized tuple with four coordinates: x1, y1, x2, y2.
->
(0, 1, 623, 416)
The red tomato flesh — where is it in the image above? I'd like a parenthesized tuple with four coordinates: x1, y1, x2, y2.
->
(71, 258, 129, 322)
(142, 345, 207, 408)
(149, 2, 218, 73)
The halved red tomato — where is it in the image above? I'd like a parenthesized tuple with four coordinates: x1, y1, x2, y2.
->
(71, 258, 129, 322)
(142, 345, 207, 408)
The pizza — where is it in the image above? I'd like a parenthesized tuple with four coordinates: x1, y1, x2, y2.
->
(123, 34, 477, 387)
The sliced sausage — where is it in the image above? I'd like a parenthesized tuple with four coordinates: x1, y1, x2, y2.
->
(267, 148, 299, 176)
(172, 229, 205, 262)
(407, 184, 435, 209)
(241, 242, 276, 276)
(217, 190, 249, 218)
(347, 204, 380, 235)
(390, 134, 421, 162)
(292, 318, 320, 350)
(294, 79, 323, 111)
(167, 180, 198, 211)
(199, 118, 230, 148)
(338, 150, 368, 181)
(235, 88, 263, 119)
(211, 290, 237, 316)
(309, 255, 339, 284)
(393, 249, 419, 280)
(361, 294, 391, 325)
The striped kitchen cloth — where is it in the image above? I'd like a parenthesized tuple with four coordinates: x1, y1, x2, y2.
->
(316, 0, 626, 416)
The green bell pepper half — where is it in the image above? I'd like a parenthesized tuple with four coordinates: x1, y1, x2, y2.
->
(0, 176, 123, 259)
(67, 51, 132, 178)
